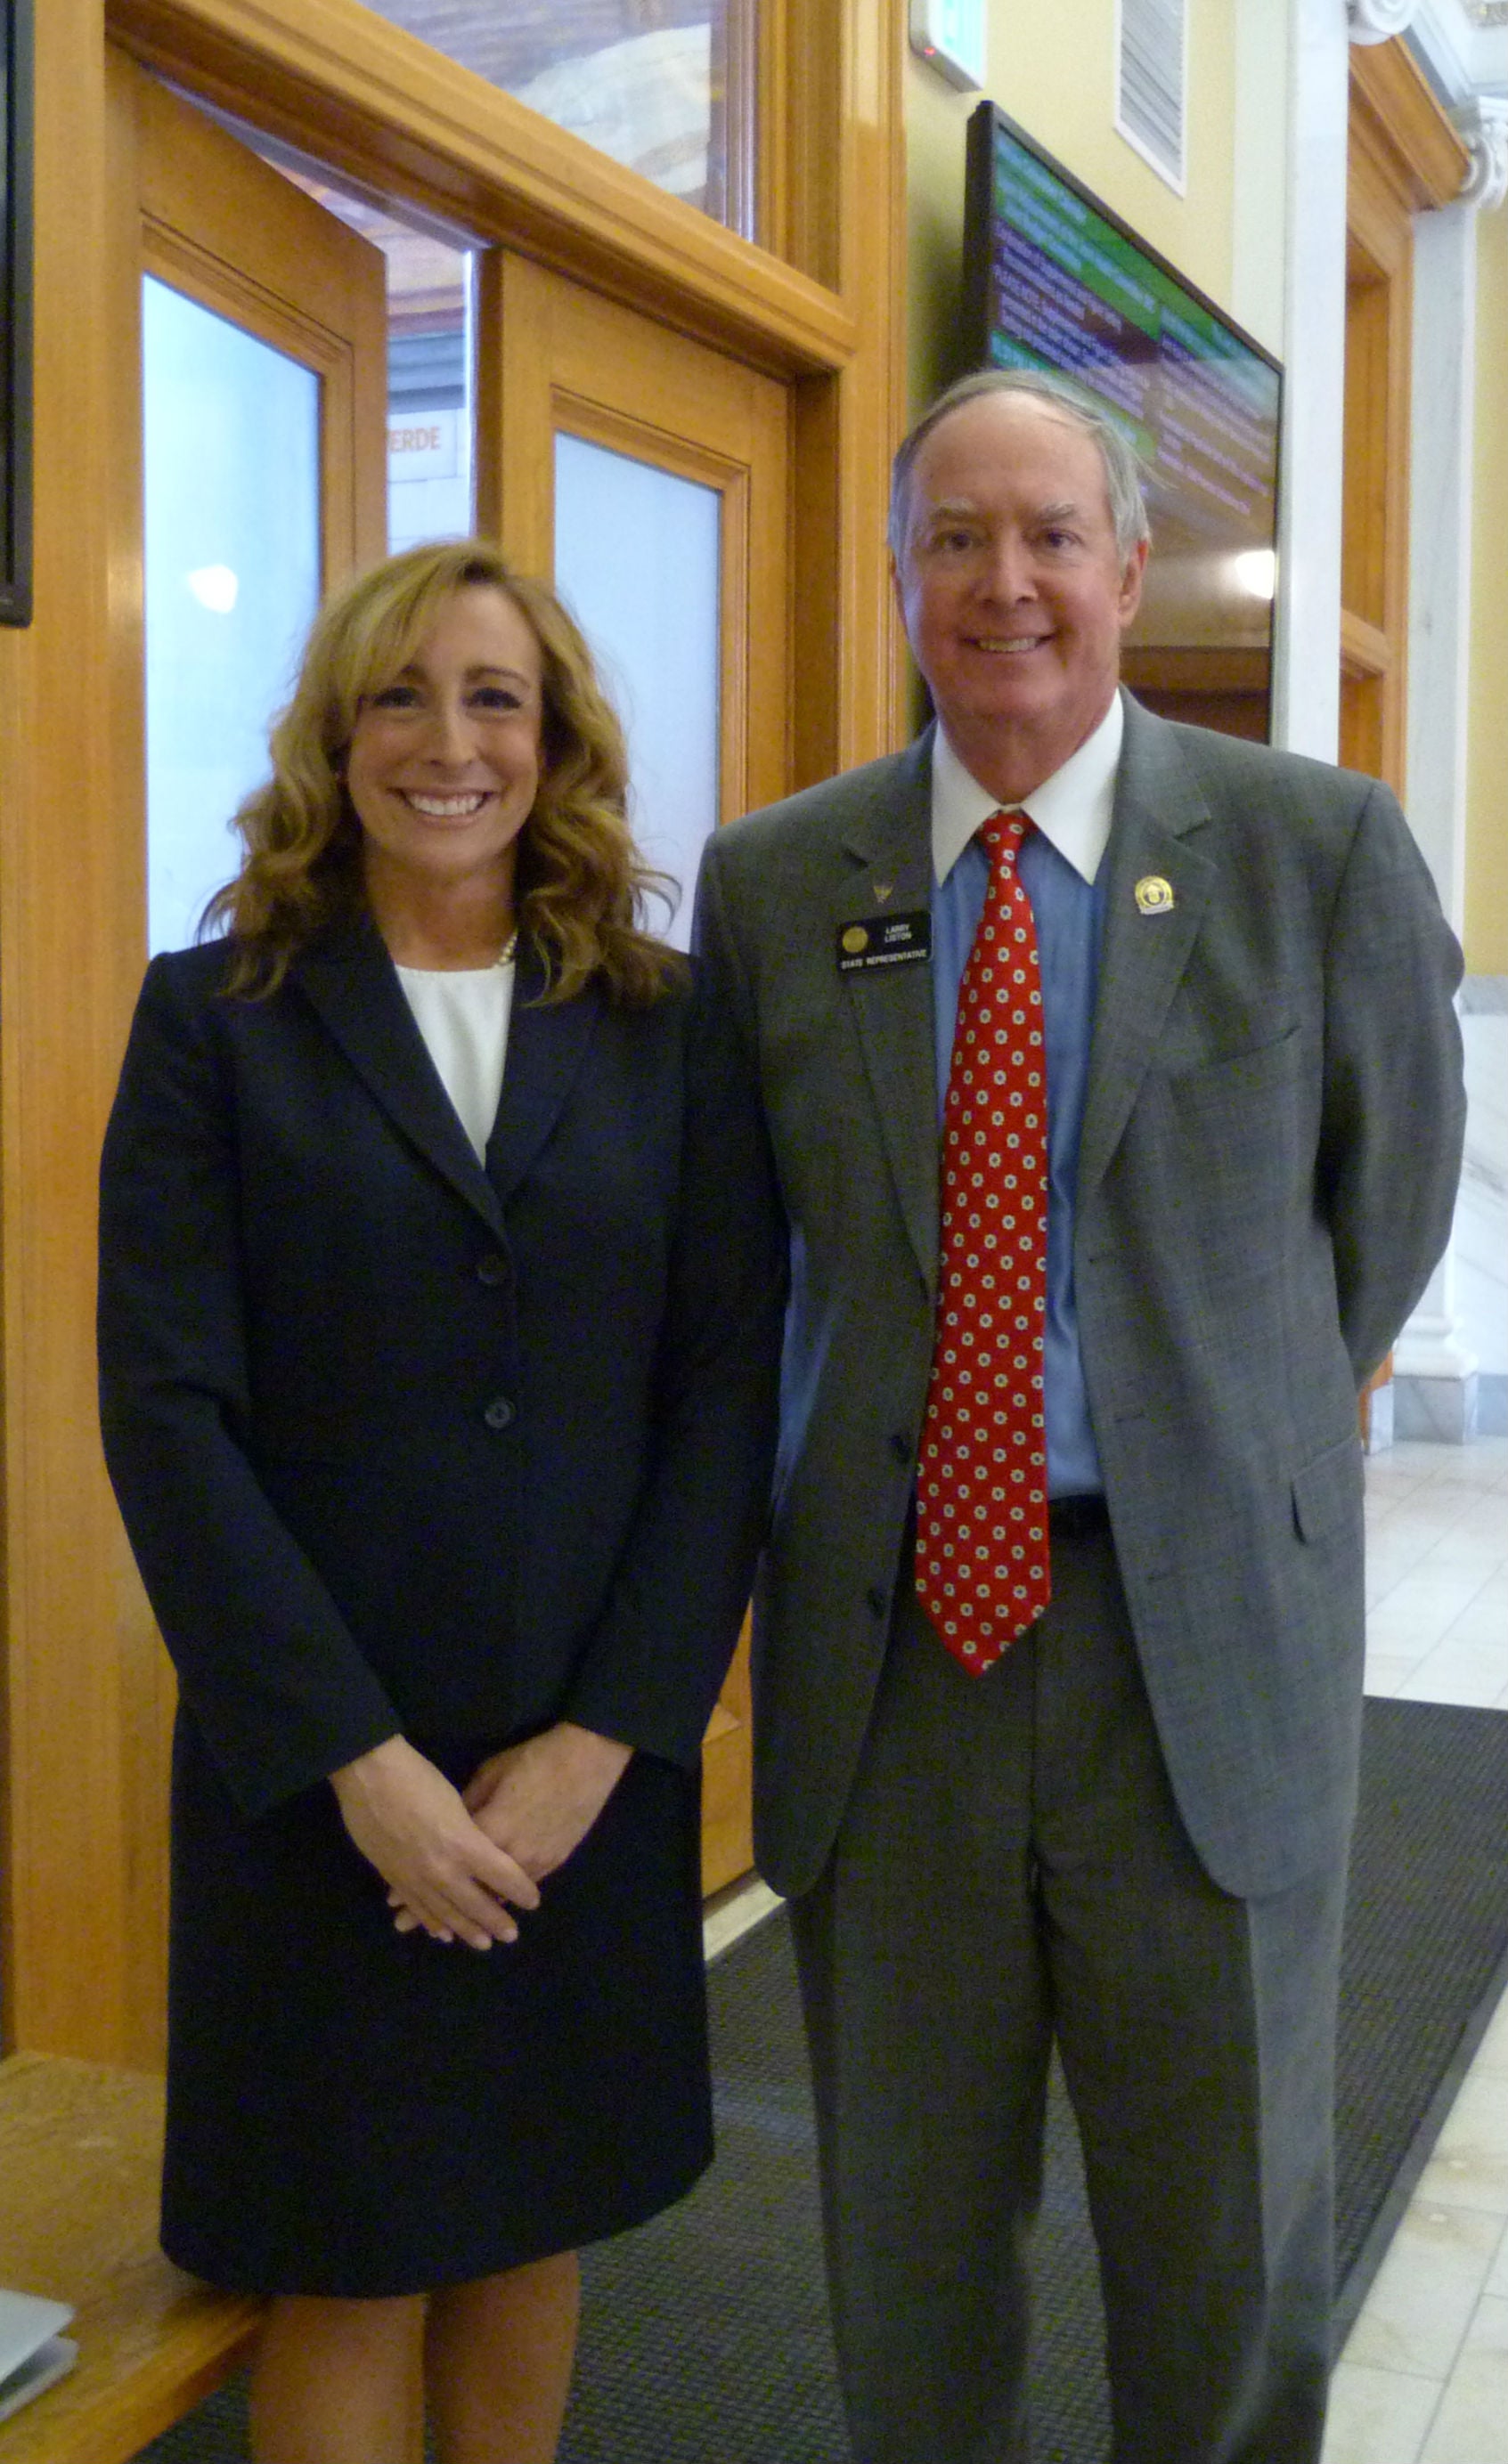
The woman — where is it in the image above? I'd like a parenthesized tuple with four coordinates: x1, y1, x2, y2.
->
(97, 540, 783, 2464)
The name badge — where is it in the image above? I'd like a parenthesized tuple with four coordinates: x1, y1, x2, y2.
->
(836, 912, 932, 972)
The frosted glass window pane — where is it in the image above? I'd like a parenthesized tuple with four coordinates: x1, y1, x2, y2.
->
(554, 433, 720, 953)
(143, 278, 320, 956)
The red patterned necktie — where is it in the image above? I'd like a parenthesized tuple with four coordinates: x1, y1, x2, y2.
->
(916, 809, 1051, 1672)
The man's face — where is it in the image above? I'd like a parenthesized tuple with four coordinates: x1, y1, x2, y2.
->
(893, 393, 1146, 793)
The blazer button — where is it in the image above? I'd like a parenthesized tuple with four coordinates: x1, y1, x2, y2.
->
(483, 1395, 514, 1431)
(890, 1432, 911, 1464)
(866, 1585, 888, 1618)
(476, 1253, 509, 1287)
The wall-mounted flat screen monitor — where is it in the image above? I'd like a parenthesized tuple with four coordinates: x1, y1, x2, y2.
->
(963, 102, 1282, 739)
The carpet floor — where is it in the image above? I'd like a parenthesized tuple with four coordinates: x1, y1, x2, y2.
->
(141, 1696, 1508, 2463)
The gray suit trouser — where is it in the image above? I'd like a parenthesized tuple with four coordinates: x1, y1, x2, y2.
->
(787, 1512, 1346, 2464)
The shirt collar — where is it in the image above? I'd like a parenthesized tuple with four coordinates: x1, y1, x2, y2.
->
(931, 690, 1125, 888)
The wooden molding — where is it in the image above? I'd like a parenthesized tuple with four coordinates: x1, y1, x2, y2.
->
(475, 249, 554, 572)
(1348, 136, 1414, 281)
(778, 0, 844, 294)
(756, 0, 792, 271)
(827, 0, 910, 767)
(1339, 606, 1392, 680)
(104, 53, 178, 2076)
(1349, 37, 1471, 215)
(701, 1628, 754, 1895)
(108, 0, 859, 378)
(0, 6, 144, 2061)
(1342, 55, 1416, 798)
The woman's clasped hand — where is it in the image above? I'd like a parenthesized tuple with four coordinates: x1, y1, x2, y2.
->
(371, 1721, 636, 1940)
(331, 1734, 539, 1948)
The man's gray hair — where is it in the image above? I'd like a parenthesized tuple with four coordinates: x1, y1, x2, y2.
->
(889, 368, 1152, 563)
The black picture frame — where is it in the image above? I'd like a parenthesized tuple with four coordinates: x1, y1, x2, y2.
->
(2, 0, 33, 626)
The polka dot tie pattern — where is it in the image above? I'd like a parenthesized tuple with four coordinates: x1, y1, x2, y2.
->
(916, 809, 1051, 1673)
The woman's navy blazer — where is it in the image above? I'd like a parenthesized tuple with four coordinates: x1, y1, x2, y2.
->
(98, 920, 785, 1821)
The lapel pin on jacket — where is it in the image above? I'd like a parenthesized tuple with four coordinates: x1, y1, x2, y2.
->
(872, 880, 894, 903)
(1135, 874, 1175, 915)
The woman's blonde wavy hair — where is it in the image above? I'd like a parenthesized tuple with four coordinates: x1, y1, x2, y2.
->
(204, 539, 683, 1004)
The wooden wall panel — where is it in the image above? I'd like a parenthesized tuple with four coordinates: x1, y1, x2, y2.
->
(1341, 224, 1408, 791)
(1341, 39, 1467, 800)
(0, 0, 147, 2061)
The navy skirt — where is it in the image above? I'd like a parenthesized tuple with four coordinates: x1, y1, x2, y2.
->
(161, 1714, 712, 2296)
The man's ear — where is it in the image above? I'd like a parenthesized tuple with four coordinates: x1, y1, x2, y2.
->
(1118, 537, 1149, 628)
(889, 547, 909, 625)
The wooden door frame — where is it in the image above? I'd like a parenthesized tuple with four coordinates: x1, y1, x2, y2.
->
(135, 67, 389, 588)
(0, 0, 906, 2061)
(477, 247, 793, 827)
(102, 0, 909, 787)
(477, 256, 795, 1892)
(1342, 43, 1466, 1446)
(1342, 42, 1470, 796)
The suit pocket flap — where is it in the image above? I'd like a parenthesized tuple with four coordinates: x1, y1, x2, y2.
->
(1291, 1435, 1364, 1542)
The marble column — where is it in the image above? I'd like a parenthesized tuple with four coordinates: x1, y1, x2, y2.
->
(1391, 102, 1507, 1441)
(1268, 0, 1353, 762)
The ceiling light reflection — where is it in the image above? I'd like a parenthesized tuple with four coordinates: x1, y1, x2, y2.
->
(1232, 549, 1276, 601)
(186, 565, 240, 614)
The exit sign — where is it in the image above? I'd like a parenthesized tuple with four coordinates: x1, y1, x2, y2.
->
(909, 0, 986, 90)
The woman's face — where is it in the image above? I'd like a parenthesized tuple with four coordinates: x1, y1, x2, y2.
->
(345, 585, 544, 915)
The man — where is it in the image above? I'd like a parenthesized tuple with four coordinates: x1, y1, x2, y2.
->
(693, 370, 1465, 2464)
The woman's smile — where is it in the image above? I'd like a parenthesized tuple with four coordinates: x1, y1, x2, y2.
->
(345, 586, 544, 910)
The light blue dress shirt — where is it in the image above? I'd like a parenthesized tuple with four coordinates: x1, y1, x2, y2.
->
(929, 698, 1124, 1498)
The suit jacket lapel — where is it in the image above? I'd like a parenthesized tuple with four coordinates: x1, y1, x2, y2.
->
(835, 736, 941, 1295)
(485, 941, 600, 1206)
(293, 915, 508, 1240)
(1077, 695, 1217, 1199)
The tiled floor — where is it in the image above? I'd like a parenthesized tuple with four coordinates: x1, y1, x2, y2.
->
(1325, 1434, 1508, 2464)
(705, 1435, 1508, 2464)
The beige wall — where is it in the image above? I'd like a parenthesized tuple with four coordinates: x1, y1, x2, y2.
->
(1467, 199, 1508, 975)
(904, 0, 1239, 411)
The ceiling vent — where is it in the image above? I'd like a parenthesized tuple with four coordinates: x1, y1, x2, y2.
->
(1116, 0, 1187, 192)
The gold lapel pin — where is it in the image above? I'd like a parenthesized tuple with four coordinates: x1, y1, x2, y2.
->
(1134, 874, 1175, 915)
(872, 881, 894, 904)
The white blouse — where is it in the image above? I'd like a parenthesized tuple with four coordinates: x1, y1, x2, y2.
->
(395, 954, 517, 1162)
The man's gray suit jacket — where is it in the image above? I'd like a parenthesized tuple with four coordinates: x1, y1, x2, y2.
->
(694, 694, 1466, 1907)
